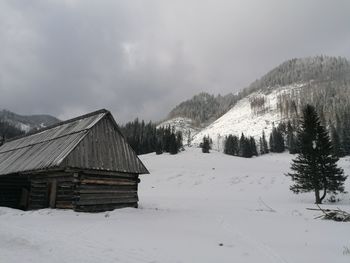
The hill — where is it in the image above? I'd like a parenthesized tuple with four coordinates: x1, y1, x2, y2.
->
(162, 56, 350, 149)
(0, 109, 60, 133)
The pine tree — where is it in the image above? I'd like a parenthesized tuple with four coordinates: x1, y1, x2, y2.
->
(239, 133, 246, 157)
(155, 139, 163, 155)
(176, 131, 183, 151)
(249, 137, 258, 156)
(232, 135, 239, 156)
(201, 136, 210, 153)
(224, 135, 234, 155)
(224, 135, 240, 156)
(259, 137, 264, 155)
(330, 124, 342, 157)
(270, 127, 285, 153)
(341, 113, 350, 156)
(169, 133, 178, 154)
(269, 132, 275, 152)
(239, 133, 253, 158)
(187, 130, 192, 146)
(286, 121, 298, 154)
(287, 105, 347, 204)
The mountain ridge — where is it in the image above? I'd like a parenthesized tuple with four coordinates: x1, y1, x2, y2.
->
(0, 109, 60, 133)
(160, 55, 350, 148)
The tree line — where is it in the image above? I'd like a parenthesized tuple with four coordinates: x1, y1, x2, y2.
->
(119, 119, 183, 155)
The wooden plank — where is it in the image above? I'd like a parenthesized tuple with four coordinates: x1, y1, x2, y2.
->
(76, 197, 138, 206)
(78, 193, 137, 200)
(55, 202, 74, 209)
(77, 184, 137, 191)
(81, 176, 137, 183)
(77, 189, 137, 194)
(80, 179, 136, 186)
(79, 171, 136, 178)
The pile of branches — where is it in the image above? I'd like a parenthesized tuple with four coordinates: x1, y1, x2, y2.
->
(307, 205, 350, 222)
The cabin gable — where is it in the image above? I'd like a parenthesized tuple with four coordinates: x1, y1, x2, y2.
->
(63, 114, 148, 174)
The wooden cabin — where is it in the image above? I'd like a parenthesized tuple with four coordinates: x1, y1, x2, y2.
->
(0, 109, 149, 212)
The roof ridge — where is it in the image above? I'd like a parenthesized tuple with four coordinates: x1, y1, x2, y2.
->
(5, 109, 110, 143)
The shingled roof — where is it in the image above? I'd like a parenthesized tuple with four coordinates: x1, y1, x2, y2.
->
(0, 109, 149, 176)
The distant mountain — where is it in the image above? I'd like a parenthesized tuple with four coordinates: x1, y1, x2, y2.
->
(161, 56, 350, 149)
(0, 109, 60, 133)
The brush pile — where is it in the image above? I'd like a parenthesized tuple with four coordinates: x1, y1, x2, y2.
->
(307, 205, 350, 222)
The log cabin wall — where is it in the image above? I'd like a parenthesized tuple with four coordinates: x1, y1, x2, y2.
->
(26, 170, 140, 212)
(74, 171, 139, 212)
(28, 172, 75, 210)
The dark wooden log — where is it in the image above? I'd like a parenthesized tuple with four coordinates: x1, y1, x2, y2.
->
(77, 189, 137, 194)
(76, 197, 138, 206)
(80, 179, 136, 186)
(78, 193, 137, 200)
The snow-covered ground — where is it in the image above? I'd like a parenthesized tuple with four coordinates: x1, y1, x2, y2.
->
(1, 148, 350, 263)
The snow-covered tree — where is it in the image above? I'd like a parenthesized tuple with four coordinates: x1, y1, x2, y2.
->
(287, 105, 347, 204)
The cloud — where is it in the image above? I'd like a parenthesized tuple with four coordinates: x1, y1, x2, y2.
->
(0, 0, 349, 123)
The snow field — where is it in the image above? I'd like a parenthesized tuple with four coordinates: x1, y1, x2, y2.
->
(1, 148, 350, 263)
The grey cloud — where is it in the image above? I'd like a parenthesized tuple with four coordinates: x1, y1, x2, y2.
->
(0, 0, 349, 123)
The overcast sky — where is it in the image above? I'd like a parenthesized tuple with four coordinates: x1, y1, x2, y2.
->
(0, 0, 349, 123)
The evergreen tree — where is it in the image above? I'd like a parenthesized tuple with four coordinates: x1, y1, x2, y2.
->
(201, 136, 210, 153)
(286, 121, 298, 154)
(224, 135, 233, 155)
(120, 120, 183, 155)
(259, 137, 264, 155)
(176, 131, 183, 151)
(239, 133, 246, 157)
(330, 124, 342, 157)
(224, 135, 239, 156)
(155, 139, 163, 155)
(269, 132, 275, 153)
(232, 135, 239, 156)
(187, 130, 192, 146)
(340, 111, 350, 156)
(269, 127, 285, 153)
(249, 137, 258, 156)
(287, 105, 347, 204)
(239, 133, 253, 158)
(169, 133, 178, 154)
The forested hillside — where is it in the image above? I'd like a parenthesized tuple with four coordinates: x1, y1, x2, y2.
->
(0, 110, 60, 132)
(170, 56, 350, 155)
(167, 92, 238, 126)
(166, 56, 350, 131)
(0, 109, 60, 143)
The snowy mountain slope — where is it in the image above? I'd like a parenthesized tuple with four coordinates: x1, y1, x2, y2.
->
(1, 148, 350, 263)
(157, 117, 200, 145)
(163, 56, 350, 150)
(191, 84, 304, 150)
